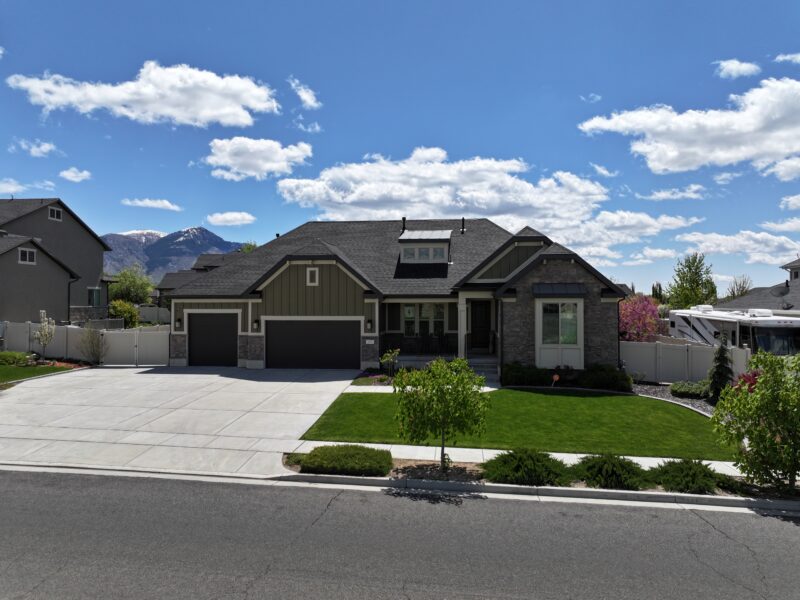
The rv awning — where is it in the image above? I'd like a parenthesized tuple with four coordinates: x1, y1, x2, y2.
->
(532, 283, 588, 297)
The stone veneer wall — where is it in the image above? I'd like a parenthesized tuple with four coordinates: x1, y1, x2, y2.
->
(501, 258, 619, 367)
(69, 306, 109, 322)
(361, 336, 379, 366)
(240, 335, 265, 361)
(169, 334, 187, 360)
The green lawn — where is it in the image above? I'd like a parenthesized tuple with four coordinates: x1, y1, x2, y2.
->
(0, 365, 71, 385)
(302, 389, 733, 460)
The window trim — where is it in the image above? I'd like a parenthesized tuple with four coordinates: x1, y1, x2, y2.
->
(48, 207, 63, 221)
(87, 287, 102, 307)
(18, 247, 37, 265)
(306, 266, 319, 287)
(535, 298, 584, 369)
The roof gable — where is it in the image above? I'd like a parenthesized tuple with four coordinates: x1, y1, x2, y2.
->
(0, 198, 111, 251)
(0, 233, 80, 278)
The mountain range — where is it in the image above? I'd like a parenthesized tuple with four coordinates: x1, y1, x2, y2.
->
(102, 227, 242, 282)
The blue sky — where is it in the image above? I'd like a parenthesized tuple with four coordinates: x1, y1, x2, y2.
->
(2, 1, 800, 292)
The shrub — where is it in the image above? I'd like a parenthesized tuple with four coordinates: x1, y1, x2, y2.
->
(108, 265, 153, 305)
(108, 299, 139, 329)
(713, 352, 800, 490)
(501, 363, 558, 386)
(670, 380, 709, 399)
(652, 459, 717, 494)
(482, 449, 569, 486)
(0, 351, 29, 366)
(575, 454, 646, 490)
(707, 335, 734, 404)
(575, 364, 633, 392)
(619, 294, 660, 342)
(299, 445, 393, 477)
(78, 327, 109, 365)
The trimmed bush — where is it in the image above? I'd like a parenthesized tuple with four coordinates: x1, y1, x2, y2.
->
(652, 459, 717, 494)
(482, 448, 569, 486)
(108, 299, 139, 329)
(299, 444, 393, 476)
(670, 380, 709, 399)
(575, 364, 633, 393)
(575, 454, 646, 490)
(0, 351, 30, 366)
(501, 362, 552, 386)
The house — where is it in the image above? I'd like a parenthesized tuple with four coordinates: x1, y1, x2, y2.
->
(0, 231, 80, 322)
(717, 260, 800, 316)
(0, 198, 111, 321)
(155, 251, 243, 306)
(165, 218, 625, 371)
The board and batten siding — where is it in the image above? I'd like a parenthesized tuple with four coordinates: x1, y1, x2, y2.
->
(477, 244, 541, 280)
(255, 263, 368, 319)
(173, 302, 249, 333)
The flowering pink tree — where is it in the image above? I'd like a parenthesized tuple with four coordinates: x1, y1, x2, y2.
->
(619, 295, 660, 342)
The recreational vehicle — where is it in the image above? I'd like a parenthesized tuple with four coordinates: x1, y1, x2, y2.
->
(669, 305, 800, 356)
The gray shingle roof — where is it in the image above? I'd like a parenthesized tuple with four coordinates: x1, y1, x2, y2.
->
(781, 258, 800, 270)
(171, 219, 512, 298)
(191, 252, 243, 270)
(716, 280, 800, 311)
(156, 270, 203, 290)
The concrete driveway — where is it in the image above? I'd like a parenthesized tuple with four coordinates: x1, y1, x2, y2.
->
(0, 367, 357, 477)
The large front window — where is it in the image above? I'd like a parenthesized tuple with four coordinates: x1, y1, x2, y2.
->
(404, 304, 416, 336)
(403, 303, 446, 336)
(541, 302, 578, 345)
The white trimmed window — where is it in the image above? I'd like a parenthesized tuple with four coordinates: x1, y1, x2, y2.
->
(48, 207, 63, 221)
(18, 248, 37, 265)
(306, 267, 319, 286)
(535, 298, 584, 369)
(400, 244, 448, 264)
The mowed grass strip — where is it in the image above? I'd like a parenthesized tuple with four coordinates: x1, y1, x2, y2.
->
(0, 365, 70, 385)
(302, 389, 732, 460)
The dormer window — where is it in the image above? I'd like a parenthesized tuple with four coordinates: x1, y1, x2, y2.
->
(398, 229, 451, 264)
(48, 207, 63, 221)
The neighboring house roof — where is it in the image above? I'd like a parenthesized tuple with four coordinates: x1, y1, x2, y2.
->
(781, 257, 800, 270)
(191, 251, 243, 270)
(616, 283, 633, 297)
(156, 270, 203, 290)
(170, 219, 512, 298)
(716, 280, 800, 311)
(0, 198, 112, 251)
(0, 232, 80, 279)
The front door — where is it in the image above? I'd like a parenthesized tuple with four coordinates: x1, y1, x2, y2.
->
(470, 301, 491, 349)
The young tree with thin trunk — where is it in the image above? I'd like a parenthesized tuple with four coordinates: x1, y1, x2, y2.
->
(666, 253, 717, 309)
(394, 358, 487, 472)
(32, 310, 56, 361)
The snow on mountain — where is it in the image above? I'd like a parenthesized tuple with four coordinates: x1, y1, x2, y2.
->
(118, 229, 167, 245)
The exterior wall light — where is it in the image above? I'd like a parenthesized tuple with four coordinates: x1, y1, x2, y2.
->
(175, 318, 182, 329)
(366, 319, 373, 331)
(253, 319, 260, 331)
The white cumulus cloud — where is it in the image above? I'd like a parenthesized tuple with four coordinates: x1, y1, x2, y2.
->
(206, 211, 256, 226)
(760, 217, 800, 232)
(580, 93, 602, 103)
(59, 167, 91, 182)
(677, 230, 800, 264)
(0, 177, 25, 194)
(204, 136, 312, 181)
(121, 198, 183, 212)
(589, 162, 618, 177)
(636, 183, 705, 201)
(713, 171, 742, 185)
(7, 60, 280, 127)
(713, 59, 761, 79)
(288, 76, 322, 110)
(775, 53, 800, 65)
(780, 194, 800, 210)
(9, 138, 58, 157)
(277, 146, 699, 262)
(579, 78, 800, 181)
(0, 47, 4, 60)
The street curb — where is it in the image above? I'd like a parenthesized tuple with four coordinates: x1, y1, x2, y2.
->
(275, 472, 800, 512)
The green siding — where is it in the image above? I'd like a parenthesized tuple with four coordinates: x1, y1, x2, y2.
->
(259, 263, 366, 317)
(478, 244, 541, 280)
(173, 302, 249, 333)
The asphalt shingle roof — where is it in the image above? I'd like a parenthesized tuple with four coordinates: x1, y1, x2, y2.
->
(156, 270, 203, 290)
(171, 219, 512, 298)
(716, 280, 800, 311)
(0, 198, 59, 226)
(191, 252, 243, 270)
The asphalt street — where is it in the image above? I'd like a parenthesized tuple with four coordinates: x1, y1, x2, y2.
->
(0, 471, 798, 599)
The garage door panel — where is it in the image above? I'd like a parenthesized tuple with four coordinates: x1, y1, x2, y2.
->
(265, 320, 360, 369)
(188, 313, 238, 367)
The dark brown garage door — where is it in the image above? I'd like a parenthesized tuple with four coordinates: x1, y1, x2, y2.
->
(188, 313, 238, 367)
(265, 320, 360, 369)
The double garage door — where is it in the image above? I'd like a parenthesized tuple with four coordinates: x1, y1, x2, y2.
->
(187, 314, 360, 369)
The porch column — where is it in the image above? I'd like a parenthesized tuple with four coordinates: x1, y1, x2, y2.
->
(457, 299, 468, 358)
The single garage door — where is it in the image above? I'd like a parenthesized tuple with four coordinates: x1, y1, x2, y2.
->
(265, 320, 360, 369)
(188, 313, 238, 367)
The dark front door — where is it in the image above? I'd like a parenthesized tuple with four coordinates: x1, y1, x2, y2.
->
(470, 301, 491, 349)
(188, 313, 238, 367)
(265, 320, 361, 369)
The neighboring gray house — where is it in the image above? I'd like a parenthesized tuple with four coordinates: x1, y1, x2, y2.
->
(165, 218, 625, 371)
(0, 198, 111, 321)
(717, 259, 800, 315)
(0, 232, 79, 322)
(155, 251, 243, 306)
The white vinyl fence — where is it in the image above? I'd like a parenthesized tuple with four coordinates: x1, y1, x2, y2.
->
(138, 306, 171, 324)
(1, 321, 169, 366)
(621, 340, 751, 383)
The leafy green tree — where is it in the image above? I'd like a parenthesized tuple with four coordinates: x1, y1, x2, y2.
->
(240, 241, 258, 253)
(666, 253, 717, 309)
(109, 265, 153, 305)
(394, 358, 487, 472)
(707, 334, 734, 403)
(109, 299, 139, 329)
(713, 352, 800, 490)
(651, 282, 665, 303)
